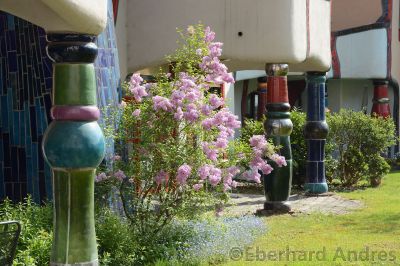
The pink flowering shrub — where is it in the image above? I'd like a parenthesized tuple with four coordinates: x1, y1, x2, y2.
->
(97, 25, 285, 234)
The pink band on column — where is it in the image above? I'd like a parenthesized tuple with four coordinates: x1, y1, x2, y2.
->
(51, 106, 100, 121)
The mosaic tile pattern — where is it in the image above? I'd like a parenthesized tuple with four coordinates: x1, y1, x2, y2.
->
(0, 0, 121, 203)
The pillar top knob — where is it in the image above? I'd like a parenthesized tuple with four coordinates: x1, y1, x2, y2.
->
(265, 64, 289, 76)
(373, 79, 389, 86)
(306, 72, 327, 83)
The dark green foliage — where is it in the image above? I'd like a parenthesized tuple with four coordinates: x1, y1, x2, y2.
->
(240, 118, 265, 143)
(0, 199, 196, 266)
(328, 109, 396, 187)
(289, 109, 307, 186)
(96, 209, 137, 265)
(0, 197, 53, 266)
(242, 109, 397, 188)
(240, 111, 312, 187)
(96, 208, 195, 266)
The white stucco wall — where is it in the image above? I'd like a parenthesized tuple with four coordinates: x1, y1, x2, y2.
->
(335, 29, 388, 79)
(324, 79, 394, 115)
(391, 0, 400, 85)
(0, 0, 107, 34)
(124, 0, 330, 73)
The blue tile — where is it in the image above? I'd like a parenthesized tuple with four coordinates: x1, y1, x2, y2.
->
(24, 101, 30, 135)
(7, 51, 17, 71)
(12, 112, 19, 145)
(35, 98, 42, 135)
(7, 16, 14, 31)
(1, 95, 8, 130)
(0, 139, 3, 161)
(25, 136, 32, 157)
(0, 162, 4, 199)
(26, 157, 33, 194)
(40, 106, 47, 132)
(31, 143, 39, 200)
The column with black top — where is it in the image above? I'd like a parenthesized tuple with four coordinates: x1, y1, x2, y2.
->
(304, 72, 329, 194)
(263, 64, 293, 210)
(43, 34, 105, 266)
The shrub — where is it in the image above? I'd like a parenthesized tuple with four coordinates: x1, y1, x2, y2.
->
(0, 198, 267, 265)
(242, 108, 395, 188)
(240, 117, 264, 143)
(290, 109, 307, 186)
(96, 208, 137, 265)
(0, 197, 52, 266)
(328, 109, 396, 187)
(241, 110, 329, 187)
(96, 208, 267, 265)
(97, 24, 284, 244)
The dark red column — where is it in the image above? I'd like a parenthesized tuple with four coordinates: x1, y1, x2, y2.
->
(256, 76, 268, 120)
(371, 80, 391, 118)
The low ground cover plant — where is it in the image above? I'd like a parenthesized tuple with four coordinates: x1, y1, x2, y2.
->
(0, 198, 52, 266)
(1, 198, 266, 266)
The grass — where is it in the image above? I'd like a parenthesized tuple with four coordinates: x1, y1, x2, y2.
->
(225, 171, 400, 265)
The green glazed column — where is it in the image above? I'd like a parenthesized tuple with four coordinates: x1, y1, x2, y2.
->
(43, 34, 105, 266)
(263, 64, 293, 211)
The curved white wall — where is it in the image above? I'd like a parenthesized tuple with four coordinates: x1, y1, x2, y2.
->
(0, 0, 107, 34)
(125, 0, 331, 73)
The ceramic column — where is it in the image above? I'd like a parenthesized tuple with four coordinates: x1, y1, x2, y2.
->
(256, 76, 268, 121)
(371, 80, 391, 118)
(304, 72, 329, 194)
(263, 64, 293, 210)
(43, 34, 105, 266)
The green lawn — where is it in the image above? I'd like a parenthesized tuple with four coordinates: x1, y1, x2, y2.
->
(226, 172, 400, 265)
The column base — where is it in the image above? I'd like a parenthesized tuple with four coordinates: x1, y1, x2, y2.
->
(50, 259, 98, 266)
(264, 201, 291, 213)
(304, 182, 328, 194)
(255, 201, 291, 216)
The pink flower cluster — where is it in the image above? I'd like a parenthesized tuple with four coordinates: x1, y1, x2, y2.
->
(176, 164, 192, 185)
(132, 109, 141, 117)
(95, 170, 128, 183)
(153, 96, 173, 111)
(129, 74, 148, 102)
(95, 172, 107, 182)
(193, 164, 240, 191)
(114, 170, 126, 182)
(222, 166, 240, 191)
(112, 155, 121, 161)
(199, 27, 234, 85)
(141, 73, 204, 123)
(197, 164, 222, 186)
(127, 27, 237, 131)
(271, 153, 287, 167)
(244, 135, 273, 183)
(201, 108, 241, 160)
(154, 170, 168, 185)
(243, 135, 287, 183)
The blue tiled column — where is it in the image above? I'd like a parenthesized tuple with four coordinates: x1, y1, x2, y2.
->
(304, 72, 329, 194)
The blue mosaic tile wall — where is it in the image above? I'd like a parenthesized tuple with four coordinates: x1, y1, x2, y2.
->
(0, 0, 121, 203)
